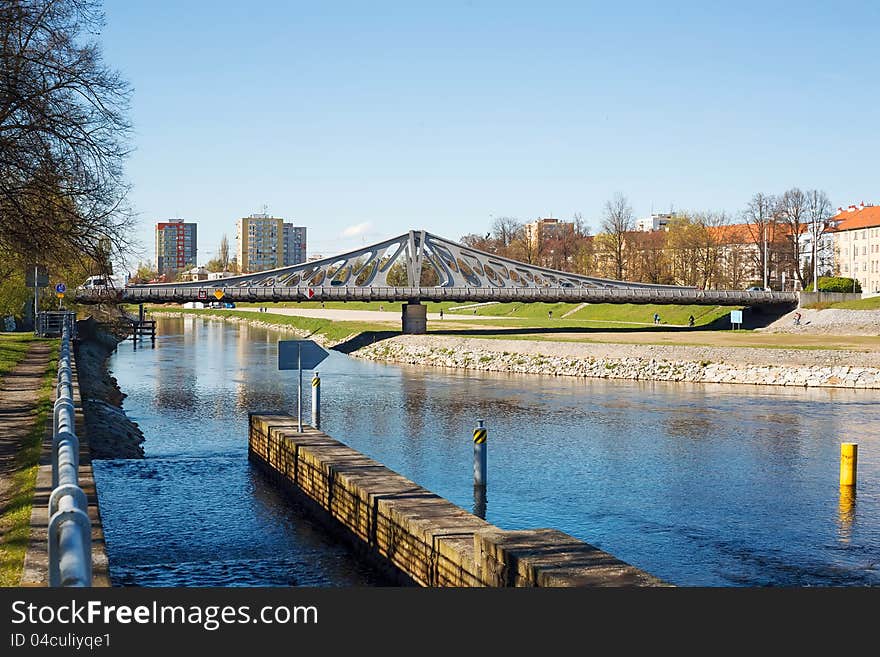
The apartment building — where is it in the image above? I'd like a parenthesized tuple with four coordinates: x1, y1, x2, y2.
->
(236, 214, 308, 273)
(155, 219, 197, 277)
(829, 202, 880, 293)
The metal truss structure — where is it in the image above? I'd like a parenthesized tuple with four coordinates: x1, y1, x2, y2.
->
(144, 230, 681, 291)
(74, 230, 798, 305)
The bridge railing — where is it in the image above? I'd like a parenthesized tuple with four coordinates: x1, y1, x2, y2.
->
(49, 323, 92, 587)
(79, 285, 799, 305)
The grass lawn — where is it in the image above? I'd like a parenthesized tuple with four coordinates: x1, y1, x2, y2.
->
(230, 300, 738, 327)
(0, 342, 57, 586)
(143, 304, 880, 352)
(0, 333, 38, 380)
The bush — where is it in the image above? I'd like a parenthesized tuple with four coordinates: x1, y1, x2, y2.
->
(804, 276, 861, 293)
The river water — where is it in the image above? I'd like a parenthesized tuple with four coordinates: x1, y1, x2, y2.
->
(92, 317, 880, 586)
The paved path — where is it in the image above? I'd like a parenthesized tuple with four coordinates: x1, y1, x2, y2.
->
(0, 342, 52, 520)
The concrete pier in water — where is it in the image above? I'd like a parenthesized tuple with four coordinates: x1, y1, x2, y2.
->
(249, 414, 667, 587)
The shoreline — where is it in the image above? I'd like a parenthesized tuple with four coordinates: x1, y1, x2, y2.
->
(146, 309, 880, 389)
(74, 318, 145, 459)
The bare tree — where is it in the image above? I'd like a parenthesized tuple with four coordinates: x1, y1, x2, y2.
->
(777, 188, 809, 288)
(693, 211, 729, 289)
(805, 189, 832, 286)
(460, 232, 493, 251)
(742, 193, 777, 289)
(0, 0, 133, 276)
(599, 193, 634, 280)
(218, 234, 230, 271)
(491, 216, 522, 249)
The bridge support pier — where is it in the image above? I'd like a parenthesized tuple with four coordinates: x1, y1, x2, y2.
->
(401, 302, 427, 334)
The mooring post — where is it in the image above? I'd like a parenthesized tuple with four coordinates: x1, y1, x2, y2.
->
(311, 371, 321, 430)
(474, 419, 487, 488)
(840, 443, 858, 487)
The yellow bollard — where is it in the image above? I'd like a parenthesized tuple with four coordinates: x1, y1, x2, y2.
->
(840, 443, 858, 487)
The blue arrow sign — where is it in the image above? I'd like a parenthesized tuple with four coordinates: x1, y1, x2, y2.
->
(55, 282, 66, 294)
(278, 340, 329, 371)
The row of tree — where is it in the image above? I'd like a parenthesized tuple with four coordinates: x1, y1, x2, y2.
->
(460, 189, 835, 289)
(1, 0, 133, 315)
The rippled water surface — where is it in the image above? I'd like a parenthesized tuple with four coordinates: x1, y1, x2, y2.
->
(93, 317, 880, 586)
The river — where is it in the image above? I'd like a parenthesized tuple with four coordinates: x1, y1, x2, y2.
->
(92, 316, 880, 586)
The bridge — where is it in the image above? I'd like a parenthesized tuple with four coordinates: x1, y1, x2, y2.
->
(75, 230, 798, 333)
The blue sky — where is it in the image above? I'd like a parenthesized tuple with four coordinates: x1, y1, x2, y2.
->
(101, 1, 880, 267)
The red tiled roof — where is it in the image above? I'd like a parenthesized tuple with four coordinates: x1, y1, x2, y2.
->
(708, 222, 799, 244)
(828, 205, 880, 232)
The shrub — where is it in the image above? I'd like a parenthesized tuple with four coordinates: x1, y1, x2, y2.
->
(804, 276, 861, 293)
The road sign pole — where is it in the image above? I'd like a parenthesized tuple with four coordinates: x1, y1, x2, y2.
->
(297, 344, 303, 433)
(33, 265, 39, 329)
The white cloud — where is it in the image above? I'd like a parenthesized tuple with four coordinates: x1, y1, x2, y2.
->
(341, 221, 372, 238)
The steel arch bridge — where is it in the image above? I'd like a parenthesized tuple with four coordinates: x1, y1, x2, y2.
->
(75, 230, 797, 332)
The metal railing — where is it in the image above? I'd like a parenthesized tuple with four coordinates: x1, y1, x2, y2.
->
(76, 285, 799, 306)
(37, 311, 77, 338)
(49, 321, 92, 587)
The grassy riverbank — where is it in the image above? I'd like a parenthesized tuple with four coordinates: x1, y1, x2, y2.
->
(0, 342, 57, 585)
(147, 307, 397, 345)
(141, 304, 880, 352)
(0, 333, 39, 379)
(231, 300, 734, 326)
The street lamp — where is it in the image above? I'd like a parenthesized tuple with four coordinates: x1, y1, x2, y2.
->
(763, 222, 769, 290)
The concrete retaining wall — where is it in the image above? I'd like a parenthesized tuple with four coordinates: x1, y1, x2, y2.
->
(249, 414, 667, 587)
(798, 292, 862, 306)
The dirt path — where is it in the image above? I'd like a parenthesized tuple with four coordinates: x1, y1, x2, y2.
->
(0, 342, 53, 514)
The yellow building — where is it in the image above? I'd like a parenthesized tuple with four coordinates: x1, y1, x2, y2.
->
(524, 217, 571, 250)
(829, 202, 880, 293)
(236, 213, 308, 273)
(236, 214, 283, 273)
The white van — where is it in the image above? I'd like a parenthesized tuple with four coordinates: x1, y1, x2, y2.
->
(78, 275, 127, 290)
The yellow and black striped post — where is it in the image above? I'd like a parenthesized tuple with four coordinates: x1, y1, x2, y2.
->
(473, 419, 487, 490)
(311, 371, 321, 430)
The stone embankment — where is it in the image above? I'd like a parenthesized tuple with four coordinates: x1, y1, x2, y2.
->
(761, 307, 880, 335)
(354, 335, 880, 389)
(75, 318, 145, 458)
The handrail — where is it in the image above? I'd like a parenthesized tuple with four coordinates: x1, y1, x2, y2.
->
(48, 316, 92, 587)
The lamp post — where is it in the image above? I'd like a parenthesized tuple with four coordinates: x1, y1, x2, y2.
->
(763, 222, 769, 290)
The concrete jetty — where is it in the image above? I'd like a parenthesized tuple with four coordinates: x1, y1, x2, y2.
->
(249, 414, 668, 587)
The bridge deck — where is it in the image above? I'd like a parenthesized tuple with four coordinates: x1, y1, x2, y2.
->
(76, 286, 798, 306)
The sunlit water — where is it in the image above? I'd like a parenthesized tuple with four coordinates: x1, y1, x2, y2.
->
(93, 317, 880, 586)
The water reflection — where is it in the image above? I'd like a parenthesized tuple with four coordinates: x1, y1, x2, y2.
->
(97, 317, 880, 587)
(838, 486, 855, 544)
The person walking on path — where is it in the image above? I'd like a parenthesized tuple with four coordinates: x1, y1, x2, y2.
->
(653, 312, 660, 325)
(688, 315, 695, 327)
(439, 309, 443, 320)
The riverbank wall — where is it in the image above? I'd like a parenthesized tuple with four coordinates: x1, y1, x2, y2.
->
(248, 414, 667, 587)
(355, 335, 880, 389)
(73, 318, 145, 459)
